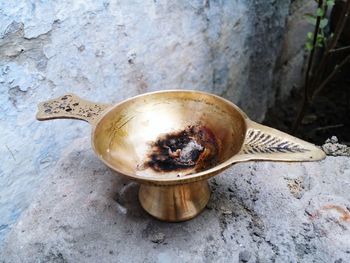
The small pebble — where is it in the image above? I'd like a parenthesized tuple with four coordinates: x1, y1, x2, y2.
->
(222, 210, 233, 215)
(239, 250, 251, 262)
(150, 232, 165, 244)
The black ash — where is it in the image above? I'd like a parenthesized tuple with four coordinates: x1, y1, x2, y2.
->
(144, 125, 219, 173)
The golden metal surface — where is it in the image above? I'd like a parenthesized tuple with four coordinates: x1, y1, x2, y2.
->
(37, 90, 326, 221)
(36, 93, 111, 125)
(139, 180, 210, 222)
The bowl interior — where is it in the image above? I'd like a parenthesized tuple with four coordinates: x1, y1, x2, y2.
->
(93, 91, 247, 180)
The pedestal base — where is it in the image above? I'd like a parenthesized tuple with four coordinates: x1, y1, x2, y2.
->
(138, 180, 210, 222)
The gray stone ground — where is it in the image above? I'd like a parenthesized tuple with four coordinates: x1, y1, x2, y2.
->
(1, 137, 349, 263)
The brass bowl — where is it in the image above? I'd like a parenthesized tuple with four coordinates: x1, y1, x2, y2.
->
(37, 90, 325, 221)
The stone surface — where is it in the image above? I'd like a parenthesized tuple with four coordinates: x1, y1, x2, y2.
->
(273, 0, 316, 100)
(322, 136, 350, 156)
(0, 0, 295, 242)
(1, 137, 350, 262)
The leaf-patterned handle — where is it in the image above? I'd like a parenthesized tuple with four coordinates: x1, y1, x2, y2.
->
(36, 94, 112, 125)
(237, 120, 326, 162)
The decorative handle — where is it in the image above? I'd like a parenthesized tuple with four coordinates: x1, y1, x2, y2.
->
(36, 93, 112, 125)
(236, 120, 326, 162)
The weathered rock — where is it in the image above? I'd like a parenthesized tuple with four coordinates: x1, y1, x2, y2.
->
(238, 250, 251, 263)
(1, 137, 349, 262)
(273, 0, 317, 100)
(0, 0, 295, 242)
(322, 136, 350, 156)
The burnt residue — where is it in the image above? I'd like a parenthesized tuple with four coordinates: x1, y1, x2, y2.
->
(144, 125, 219, 174)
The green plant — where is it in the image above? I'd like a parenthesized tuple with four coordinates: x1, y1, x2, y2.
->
(292, 0, 350, 133)
(304, 0, 334, 51)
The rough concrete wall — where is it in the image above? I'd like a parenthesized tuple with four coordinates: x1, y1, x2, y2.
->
(0, 0, 292, 241)
(273, 0, 316, 100)
(238, 0, 291, 114)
